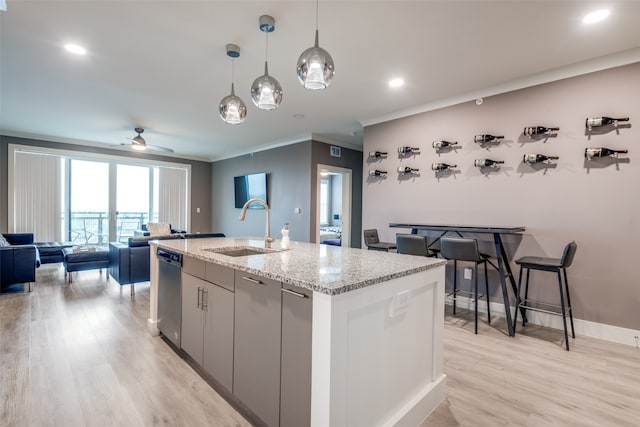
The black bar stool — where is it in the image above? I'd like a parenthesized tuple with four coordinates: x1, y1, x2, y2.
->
(440, 237, 491, 334)
(396, 234, 437, 257)
(363, 229, 397, 252)
(513, 241, 577, 350)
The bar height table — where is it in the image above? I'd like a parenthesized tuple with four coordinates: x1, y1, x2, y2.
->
(389, 223, 525, 336)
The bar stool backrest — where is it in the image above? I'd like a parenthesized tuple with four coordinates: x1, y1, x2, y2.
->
(396, 234, 430, 257)
(440, 237, 482, 262)
(560, 241, 578, 268)
(363, 229, 380, 246)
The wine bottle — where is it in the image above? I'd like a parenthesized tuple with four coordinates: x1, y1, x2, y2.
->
(585, 116, 629, 129)
(432, 140, 458, 151)
(431, 163, 456, 171)
(584, 147, 628, 160)
(368, 151, 388, 158)
(368, 170, 387, 177)
(474, 134, 504, 143)
(474, 159, 504, 168)
(523, 154, 559, 164)
(398, 146, 420, 154)
(523, 126, 559, 138)
(397, 166, 419, 174)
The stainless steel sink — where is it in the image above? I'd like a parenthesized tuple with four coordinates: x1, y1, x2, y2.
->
(204, 246, 280, 257)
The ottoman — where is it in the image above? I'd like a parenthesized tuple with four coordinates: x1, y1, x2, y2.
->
(35, 241, 74, 264)
(63, 247, 110, 283)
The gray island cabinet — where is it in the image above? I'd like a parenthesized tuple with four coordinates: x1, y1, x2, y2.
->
(148, 237, 446, 427)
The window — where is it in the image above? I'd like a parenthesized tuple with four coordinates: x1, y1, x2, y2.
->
(8, 144, 191, 242)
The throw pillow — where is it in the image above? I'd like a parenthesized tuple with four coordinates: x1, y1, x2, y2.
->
(147, 223, 171, 236)
(0, 234, 9, 247)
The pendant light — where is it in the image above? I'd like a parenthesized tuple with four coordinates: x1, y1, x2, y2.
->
(296, 0, 335, 91)
(251, 15, 283, 110)
(219, 44, 247, 124)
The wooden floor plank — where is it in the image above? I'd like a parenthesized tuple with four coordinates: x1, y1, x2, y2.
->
(1, 264, 639, 426)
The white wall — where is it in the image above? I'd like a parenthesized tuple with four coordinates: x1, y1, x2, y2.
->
(362, 62, 640, 330)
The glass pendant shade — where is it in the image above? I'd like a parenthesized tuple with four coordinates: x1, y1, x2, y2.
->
(296, 30, 334, 91)
(219, 83, 247, 124)
(251, 62, 283, 110)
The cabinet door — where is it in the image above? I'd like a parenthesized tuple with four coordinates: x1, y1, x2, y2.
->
(280, 286, 313, 427)
(181, 273, 205, 365)
(202, 282, 234, 392)
(233, 271, 282, 427)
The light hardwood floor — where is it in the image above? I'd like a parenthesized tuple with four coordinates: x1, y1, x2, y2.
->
(1, 264, 639, 426)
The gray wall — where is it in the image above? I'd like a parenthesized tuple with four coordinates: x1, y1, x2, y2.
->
(0, 135, 212, 233)
(363, 62, 640, 330)
(211, 142, 313, 242)
(311, 141, 363, 247)
(210, 140, 363, 247)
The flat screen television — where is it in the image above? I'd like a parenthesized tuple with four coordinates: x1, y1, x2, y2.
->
(234, 173, 268, 209)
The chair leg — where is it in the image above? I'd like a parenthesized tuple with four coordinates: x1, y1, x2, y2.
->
(453, 260, 458, 315)
(557, 270, 570, 351)
(131, 283, 135, 297)
(563, 268, 575, 339)
(522, 268, 531, 326)
(484, 260, 490, 324)
(513, 266, 524, 334)
(474, 263, 479, 334)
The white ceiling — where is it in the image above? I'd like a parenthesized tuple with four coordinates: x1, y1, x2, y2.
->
(1, 1, 640, 161)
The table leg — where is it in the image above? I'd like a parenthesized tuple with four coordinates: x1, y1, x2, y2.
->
(493, 234, 515, 336)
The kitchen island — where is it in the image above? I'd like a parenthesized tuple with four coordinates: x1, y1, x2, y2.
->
(148, 237, 446, 427)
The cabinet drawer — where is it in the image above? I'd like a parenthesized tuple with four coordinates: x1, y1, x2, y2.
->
(234, 270, 280, 289)
(182, 255, 205, 280)
(205, 262, 234, 291)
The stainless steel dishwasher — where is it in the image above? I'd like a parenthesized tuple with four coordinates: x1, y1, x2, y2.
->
(157, 248, 183, 347)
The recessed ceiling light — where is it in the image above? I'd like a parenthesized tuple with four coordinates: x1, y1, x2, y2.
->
(389, 78, 404, 88)
(293, 113, 305, 119)
(583, 9, 609, 24)
(64, 44, 87, 55)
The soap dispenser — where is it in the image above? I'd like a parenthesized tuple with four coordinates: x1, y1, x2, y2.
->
(281, 223, 290, 249)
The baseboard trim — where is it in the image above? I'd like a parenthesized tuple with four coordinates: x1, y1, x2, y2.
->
(445, 296, 640, 348)
(147, 318, 160, 336)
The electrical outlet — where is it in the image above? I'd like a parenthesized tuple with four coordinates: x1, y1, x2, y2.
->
(634, 335, 639, 349)
(294, 207, 302, 214)
(464, 268, 472, 280)
(389, 290, 411, 317)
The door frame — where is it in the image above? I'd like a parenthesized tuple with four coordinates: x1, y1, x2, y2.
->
(315, 164, 352, 248)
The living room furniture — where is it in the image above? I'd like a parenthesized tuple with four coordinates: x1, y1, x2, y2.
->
(35, 241, 74, 264)
(513, 241, 578, 350)
(63, 247, 110, 283)
(440, 237, 491, 335)
(109, 232, 225, 295)
(389, 223, 526, 337)
(363, 229, 397, 252)
(0, 233, 41, 292)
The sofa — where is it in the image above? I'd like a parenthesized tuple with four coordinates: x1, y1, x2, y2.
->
(109, 232, 225, 291)
(0, 233, 41, 291)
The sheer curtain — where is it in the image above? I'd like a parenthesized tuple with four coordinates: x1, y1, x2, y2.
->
(158, 167, 188, 231)
(12, 151, 62, 241)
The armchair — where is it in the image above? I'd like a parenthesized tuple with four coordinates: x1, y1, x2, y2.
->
(0, 233, 41, 292)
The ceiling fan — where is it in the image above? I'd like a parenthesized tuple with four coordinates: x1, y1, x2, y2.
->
(122, 127, 174, 153)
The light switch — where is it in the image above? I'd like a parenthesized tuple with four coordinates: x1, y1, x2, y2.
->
(294, 207, 302, 214)
(196, 207, 201, 213)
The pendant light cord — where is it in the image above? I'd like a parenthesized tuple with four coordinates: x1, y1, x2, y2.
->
(265, 31, 269, 62)
(231, 57, 235, 85)
(315, 0, 319, 30)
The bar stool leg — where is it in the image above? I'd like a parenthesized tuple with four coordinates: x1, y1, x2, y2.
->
(557, 270, 570, 351)
(484, 260, 491, 324)
(474, 262, 479, 334)
(523, 268, 531, 326)
(563, 268, 575, 339)
(453, 260, 458, 315)
(513, 266, 524, 334)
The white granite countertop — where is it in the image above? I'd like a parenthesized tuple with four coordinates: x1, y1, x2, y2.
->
(150, 237, 445, 296)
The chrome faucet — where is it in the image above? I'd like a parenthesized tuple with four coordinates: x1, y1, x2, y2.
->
(239, 198, 275, 248)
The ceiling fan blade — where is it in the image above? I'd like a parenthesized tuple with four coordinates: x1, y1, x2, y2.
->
(147, 144, 174, 153)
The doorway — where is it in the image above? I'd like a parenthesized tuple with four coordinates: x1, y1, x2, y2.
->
(316, 164, 352, 248)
